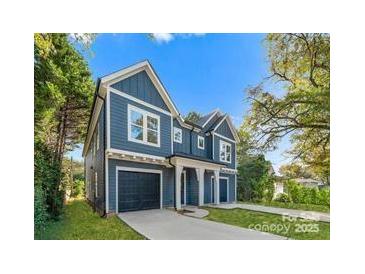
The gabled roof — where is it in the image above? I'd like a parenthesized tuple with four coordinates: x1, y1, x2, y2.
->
(83, 60, 240, 156)
(196, 109, 220, 127)
(207, 114, 240, 142)
(100, 60, 181, 117)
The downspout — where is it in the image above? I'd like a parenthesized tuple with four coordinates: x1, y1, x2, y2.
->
(96, 92, 106, 217)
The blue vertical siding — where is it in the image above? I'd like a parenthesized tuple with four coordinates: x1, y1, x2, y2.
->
(172, 119, 191, 154)
(108, 159, 175, 212)
(204, 171, 214, 203)
(215, 119, 235, 140)
(85, 104, 105, 215)
(111, 70, 169, 111)
(110, 92, 172, 156)
(186, 168, 199, 205)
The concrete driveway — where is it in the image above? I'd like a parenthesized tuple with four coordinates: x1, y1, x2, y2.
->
(118, 209, 286, 240)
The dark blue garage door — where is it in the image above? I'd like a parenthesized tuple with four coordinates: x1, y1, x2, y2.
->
(118, 171, 160, 212)
(219, 178, 228, 203)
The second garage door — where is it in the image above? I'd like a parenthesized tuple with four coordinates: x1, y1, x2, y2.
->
(118, 170, 160, 212)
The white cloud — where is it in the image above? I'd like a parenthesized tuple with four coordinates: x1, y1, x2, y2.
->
(150, 33, 205, 43)
(150, 33, 174, 43)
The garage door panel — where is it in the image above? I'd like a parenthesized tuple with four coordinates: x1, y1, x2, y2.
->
(118, 170, 160, 212)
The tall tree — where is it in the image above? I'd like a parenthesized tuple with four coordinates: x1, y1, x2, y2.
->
(184, 111, 202, 123)
(244, 33, 330, 182)
(279, 163, 312, 179)
(34, 33, 95, 217)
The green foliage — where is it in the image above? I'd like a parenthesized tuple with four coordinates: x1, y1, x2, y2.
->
(34, 185, 49, 235)
(285, 180, 330, 206)
(250, 174, 275, 202)
(72, 179, 85, 198)
(274, 193, 292, 203)
(184, 111, 202, 123)
(34, 140, 63, 218)
(244, 33, 330, 182)
(34, 33, 95, 229)
(236, 126, 275, 202)
(279, 163, 312, 179)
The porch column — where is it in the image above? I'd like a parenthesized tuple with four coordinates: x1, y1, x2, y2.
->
(175, 165, 183, 210)
(214, 170, 220, 204)
(195, 168, 205, 206)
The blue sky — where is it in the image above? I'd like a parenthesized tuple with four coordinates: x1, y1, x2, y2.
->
(67, 33, 291, 172)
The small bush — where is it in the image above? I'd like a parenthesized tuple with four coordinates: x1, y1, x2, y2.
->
(275, 193, 292, 203)
(34, 185, 49, 236)
(285, 180, 330, 206)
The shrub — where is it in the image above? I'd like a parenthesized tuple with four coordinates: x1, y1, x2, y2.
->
(34, 184, 49, 235)
(72, 179, 85, 198)
(285, 180, 330, 206)
(275, 193, 292, 203)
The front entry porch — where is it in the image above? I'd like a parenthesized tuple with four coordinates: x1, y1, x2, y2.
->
(169, 154, 226, 210)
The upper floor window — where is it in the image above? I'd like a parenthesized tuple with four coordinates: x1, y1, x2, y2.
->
(128, 104, 160, 147)
(173, 127, 182, 143)
(219, 140, 231, 163)
(198, 135, 205, 150)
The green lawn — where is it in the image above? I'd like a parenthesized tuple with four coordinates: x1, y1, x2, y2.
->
(240, 200, 330, 213)
(204, 207, 330, 240)
(35, 199, 145, 240)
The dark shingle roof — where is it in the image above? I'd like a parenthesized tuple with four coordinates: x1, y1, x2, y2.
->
(196, 109, 219, 127)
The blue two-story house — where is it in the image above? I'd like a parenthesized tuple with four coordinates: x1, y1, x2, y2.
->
(83, 60, 240, 216)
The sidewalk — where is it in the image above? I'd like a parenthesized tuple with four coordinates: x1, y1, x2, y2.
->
(209, 203, 330, 222)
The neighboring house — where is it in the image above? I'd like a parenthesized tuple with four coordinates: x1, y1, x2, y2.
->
(273, 182, 284, 198)
(294, 178, 325, 188)
(83, 60, 240, 216)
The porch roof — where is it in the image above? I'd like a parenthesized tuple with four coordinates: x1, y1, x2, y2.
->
(168, 153, 226, 170)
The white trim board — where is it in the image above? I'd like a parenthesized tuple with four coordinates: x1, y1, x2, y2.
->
(109, 87, 172, 116)
(115, 166, 163, 212)
(212, 115, 240, 143)
(106, 148, 166, 161)
(201, 109, 220, 128)
(214, 132, 236, 143)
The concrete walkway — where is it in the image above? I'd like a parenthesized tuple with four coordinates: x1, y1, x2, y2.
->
(118, 209, 286, 240)
(209, 203, 330, 222)
(182, 206, 209, 218)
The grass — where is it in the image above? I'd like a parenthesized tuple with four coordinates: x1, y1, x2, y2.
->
(35, 199, 145, 240)
(240, 200, 330, 213)
(204, 207, 330, 240)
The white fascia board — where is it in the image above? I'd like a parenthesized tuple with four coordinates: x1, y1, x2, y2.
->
(201, 109, 219, 128)
(109, 87, 171, 116)
(106, 148, 166, 161)
(212, 115, 240, 143)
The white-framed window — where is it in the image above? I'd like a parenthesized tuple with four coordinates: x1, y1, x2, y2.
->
(173, 127, 182, 143)
(128, 104, 160, 147)
(219, 140, 232, 163)
(198, 135, 205, 149)
(95, 172, 98, 198)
